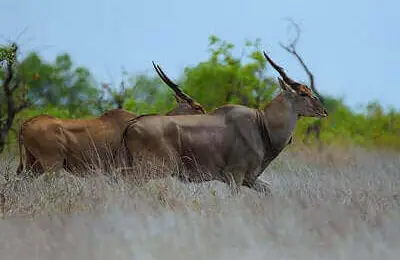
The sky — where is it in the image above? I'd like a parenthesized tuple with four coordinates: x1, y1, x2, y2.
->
(1, 0, 399, 111)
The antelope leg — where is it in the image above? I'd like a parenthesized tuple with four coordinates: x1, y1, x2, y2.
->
(222, 171, 245, 196)
(243, 178, 272, 197)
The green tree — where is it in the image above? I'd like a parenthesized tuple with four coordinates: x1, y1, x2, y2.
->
(17, 53, 100, 116)
(181, 35, 277, 111)
(0, 43, 30, 153)
(127, 73, 178, 114)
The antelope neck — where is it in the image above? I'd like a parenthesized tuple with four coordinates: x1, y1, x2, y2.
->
(261, 93, 298, 152)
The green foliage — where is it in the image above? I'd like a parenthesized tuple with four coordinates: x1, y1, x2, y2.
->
(181, 35, 277, 110)
(18, 105, 85, 120)
(124, 73, 175, 115)
(294, 98, 400, 150)
(0, 43, 17, 70)
(16, 53, 101, 116)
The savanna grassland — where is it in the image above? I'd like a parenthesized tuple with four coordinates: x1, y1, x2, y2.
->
(0, 144, 399, 260)
(1, 34, 400, 259)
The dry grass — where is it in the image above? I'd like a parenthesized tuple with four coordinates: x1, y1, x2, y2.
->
(0, 146, 399, 260)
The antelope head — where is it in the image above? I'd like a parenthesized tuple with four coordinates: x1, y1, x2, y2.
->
(263, 51, 328, 118)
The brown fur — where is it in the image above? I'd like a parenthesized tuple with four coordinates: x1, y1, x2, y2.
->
(122, 51, 328, 196)
(16, 109, 137, 176)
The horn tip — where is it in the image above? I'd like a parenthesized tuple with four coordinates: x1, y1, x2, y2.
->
(262, 50, 272, 61)
(152, 61, 159, 70)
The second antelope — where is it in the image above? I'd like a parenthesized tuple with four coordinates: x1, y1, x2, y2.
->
(123, 49, 328, 196)
(16, 63, 205, 178)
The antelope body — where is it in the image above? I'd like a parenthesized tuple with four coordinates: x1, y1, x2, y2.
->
(123, 50, 328, 195)
(16, 109, 137, 176)
(16, 63, 205, 177)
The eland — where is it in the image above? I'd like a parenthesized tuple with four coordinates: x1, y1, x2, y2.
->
(122, 50, 328, 195)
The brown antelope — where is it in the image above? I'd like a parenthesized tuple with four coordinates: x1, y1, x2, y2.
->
(16, 63, 205, 177)
(122, 50, 328, 195)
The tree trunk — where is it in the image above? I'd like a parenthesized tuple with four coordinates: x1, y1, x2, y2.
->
(0, 129, 7, 154)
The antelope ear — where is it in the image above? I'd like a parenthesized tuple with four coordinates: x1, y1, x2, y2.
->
(277, 77, 296, 94)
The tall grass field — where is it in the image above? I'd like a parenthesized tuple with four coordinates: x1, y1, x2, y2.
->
(0, 145, 399, 260)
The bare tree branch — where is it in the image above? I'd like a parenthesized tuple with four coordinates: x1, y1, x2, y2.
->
(279, 20, 324, 104)
(279, 20, 326, 147)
